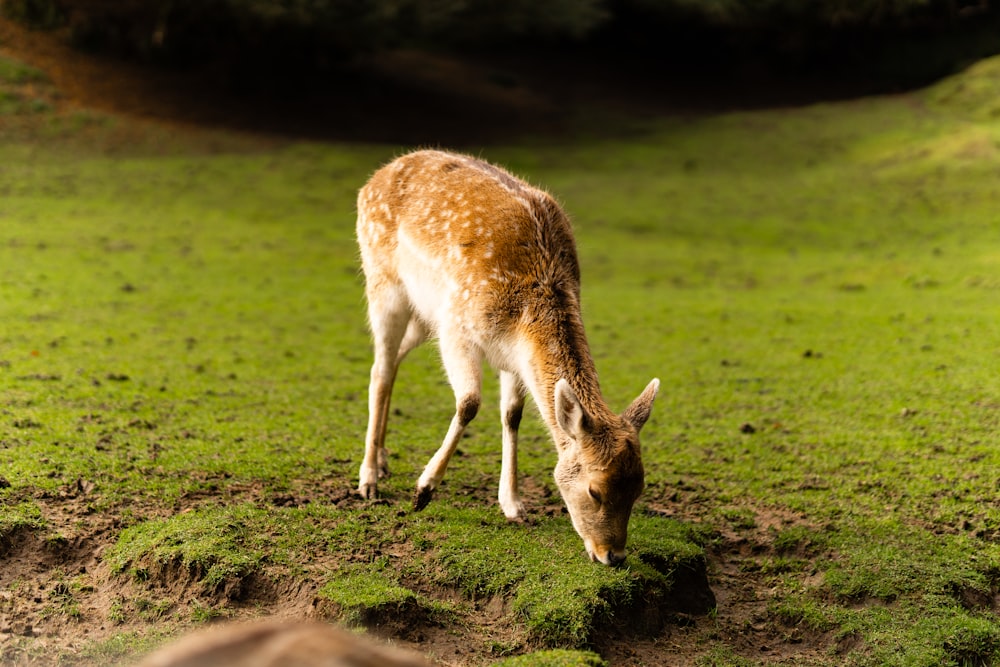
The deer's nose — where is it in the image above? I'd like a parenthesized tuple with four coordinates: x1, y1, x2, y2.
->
(587, 543, 628, 566)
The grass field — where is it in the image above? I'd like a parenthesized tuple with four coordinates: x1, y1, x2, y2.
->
(3, 48, 1000, 666)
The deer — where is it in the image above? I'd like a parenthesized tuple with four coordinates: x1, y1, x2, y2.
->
(356, 149, 659, 566)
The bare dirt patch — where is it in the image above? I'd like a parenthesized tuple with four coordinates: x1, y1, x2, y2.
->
(630, 488, 840, 666)
(1, 503, 125, 664)
(0, 477, 835, 666)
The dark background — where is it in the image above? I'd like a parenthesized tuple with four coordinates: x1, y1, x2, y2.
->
(6, 0, 1000, 86)
(5, 0, 1000, 143)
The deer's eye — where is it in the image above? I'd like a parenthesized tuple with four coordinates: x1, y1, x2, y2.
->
(588, 486, 602, 504)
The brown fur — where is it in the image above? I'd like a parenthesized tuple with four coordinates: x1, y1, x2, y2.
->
(356, 150, 659, 564)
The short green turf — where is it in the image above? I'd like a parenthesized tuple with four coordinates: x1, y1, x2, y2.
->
(5, 52, 1000, 665)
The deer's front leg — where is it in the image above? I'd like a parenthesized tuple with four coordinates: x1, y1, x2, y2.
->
(498, 371, 527, 520)
(414, 339, 482, 510)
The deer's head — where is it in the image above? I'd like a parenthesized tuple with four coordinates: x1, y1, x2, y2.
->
(553, 378, 659, 565)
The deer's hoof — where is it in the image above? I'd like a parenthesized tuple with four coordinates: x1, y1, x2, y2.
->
(377, 449, 391, 479)
(412, 486, 433, 511)
(500, 498, 526, 522)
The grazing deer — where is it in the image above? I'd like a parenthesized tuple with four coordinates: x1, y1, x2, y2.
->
(356, 149, 659, 565)
(136, 620, 430, 667)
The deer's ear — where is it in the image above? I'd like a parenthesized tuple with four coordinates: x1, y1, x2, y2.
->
(623, 378, 660, 432)
(555, 379, 593, 441)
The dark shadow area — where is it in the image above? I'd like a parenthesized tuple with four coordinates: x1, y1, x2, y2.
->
(2, 5, 1000, 146)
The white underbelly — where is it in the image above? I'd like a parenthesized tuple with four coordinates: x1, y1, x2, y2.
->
(396, 231, 525, 376)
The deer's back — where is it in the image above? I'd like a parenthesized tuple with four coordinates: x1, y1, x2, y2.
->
(358, 151, 581, 337)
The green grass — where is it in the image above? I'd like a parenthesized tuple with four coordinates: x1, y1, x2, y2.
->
(0, 55, 53, 117)
(79, 630, 175, 665)
(318, 559, 428, 625)
(5, 51, 1000, 665)
(106, 504, 271, 590)
(0, 500, 45, 536)
(0, 56, 47, 85)
(493, 650, 607, 667)
(105, 499, 702, 648)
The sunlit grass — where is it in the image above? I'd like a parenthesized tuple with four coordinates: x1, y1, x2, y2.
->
(4, 52, 1000, 665)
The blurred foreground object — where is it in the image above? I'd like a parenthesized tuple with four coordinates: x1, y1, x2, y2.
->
(136, 620, 431, 667)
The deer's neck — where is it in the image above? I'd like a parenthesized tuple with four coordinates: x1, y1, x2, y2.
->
(516, 300, 613, 444)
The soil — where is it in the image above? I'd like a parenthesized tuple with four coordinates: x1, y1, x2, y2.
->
(0, 18, 844, 665)
(0, 483, 837, 666)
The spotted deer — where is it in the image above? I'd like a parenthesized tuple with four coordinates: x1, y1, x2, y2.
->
(356, 149, 659, 565)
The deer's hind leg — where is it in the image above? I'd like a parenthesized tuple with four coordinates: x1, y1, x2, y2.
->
(358, 287, 425, 499)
